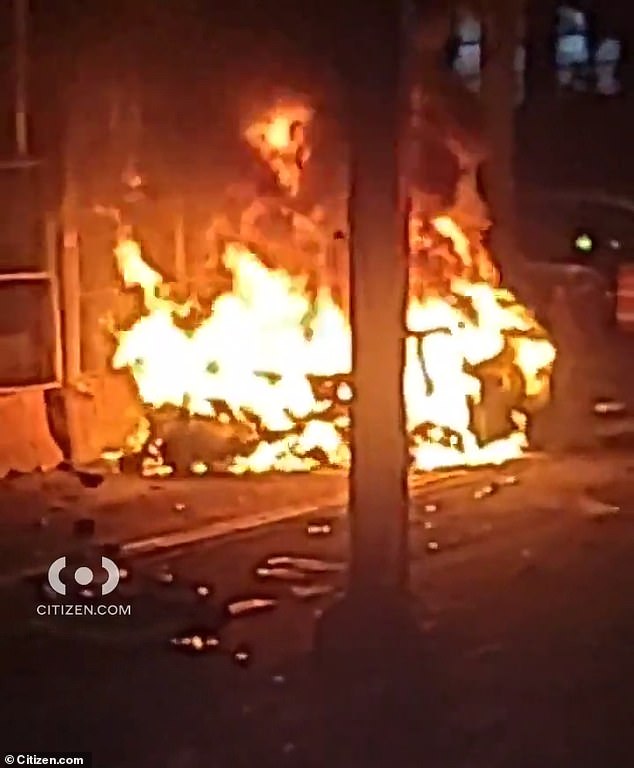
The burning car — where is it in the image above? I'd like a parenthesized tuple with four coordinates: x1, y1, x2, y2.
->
(103, 103, 556, 477)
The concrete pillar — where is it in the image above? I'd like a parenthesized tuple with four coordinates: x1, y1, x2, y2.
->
(346, 0, 410, 596)
(316, 3, 415, 666)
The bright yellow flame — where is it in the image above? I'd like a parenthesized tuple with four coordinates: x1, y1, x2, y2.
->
(111, 217, 555, 474)
(244, 104, 312, 197)
(265, 115, 293, 150)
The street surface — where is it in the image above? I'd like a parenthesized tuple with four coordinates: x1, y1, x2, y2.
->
(0, 451, 633, 767)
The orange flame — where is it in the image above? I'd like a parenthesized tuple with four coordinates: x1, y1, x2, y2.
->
(244, 104, 313, 197)
(111, 215, 555, 475)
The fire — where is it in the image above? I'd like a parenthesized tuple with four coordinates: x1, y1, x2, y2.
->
(111, 215, 555, 475)
(108, 103, 554, 476)
(243, 104, 312, 197)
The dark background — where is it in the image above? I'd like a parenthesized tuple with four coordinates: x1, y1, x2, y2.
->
(0, 1, 632, 203)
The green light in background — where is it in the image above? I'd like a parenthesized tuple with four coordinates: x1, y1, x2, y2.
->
(575, 233, 594, 252)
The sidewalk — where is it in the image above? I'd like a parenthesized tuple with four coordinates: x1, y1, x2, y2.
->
(0, 469, 346, 582)
(0, 451, 629, 585)
(0, 465, 483, 583)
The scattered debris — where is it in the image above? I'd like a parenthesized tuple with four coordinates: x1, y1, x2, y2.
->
(225, 597, 277, 618)
(232, 645, 252, 667)
(256, 566, 308, 582)
(170, 626, 220, 654)
(423, 503, 438, 513)
(265, 555, 344, 574)
(118, 565, 131, 582)
(290, 583, 335, 600)
(306, 519, 333, 536)
(579, 494, 620, 520)
(156, 567, 176, 585)
(497, 474, 518, 486)
(594, 400, 626, 415)
(424, 520, 433, 530)
(173, 503, 187, 513)
(76, 471, 105, 489)
(473, 483, 497, 500)
(426, 540, 440, 553)
(195, 584, 212, 598)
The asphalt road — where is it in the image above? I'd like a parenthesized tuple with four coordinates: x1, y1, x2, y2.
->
(1, 453, 633, 768)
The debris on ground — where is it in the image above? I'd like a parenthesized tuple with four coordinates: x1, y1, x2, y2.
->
(170, 625, 220, 654)
(225, 597, 277, 618)
(264, 555, 344, 574)
(156, 567, 176, 585)
(578, 494, 620, 520)
(255, 566, 309, 582)
(305, 518, 334, 536)
(473, 483, 497, 500)
(594, 400, 626, 415)
(423, 502, 438, 513)
(118, 564, 131, 582)
(427, 540, 440, 553)
(232, 644, 252, 667)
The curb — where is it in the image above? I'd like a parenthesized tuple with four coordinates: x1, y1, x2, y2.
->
(0, 464, 525, 588)
(121, 468, 474, 557)
(122, 496, 347, 556)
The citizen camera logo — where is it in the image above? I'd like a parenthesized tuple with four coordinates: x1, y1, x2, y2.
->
(47, 556, 120, 596)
